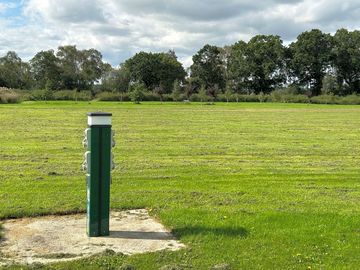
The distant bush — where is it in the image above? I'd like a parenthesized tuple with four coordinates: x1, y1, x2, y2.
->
(0, 87, 21, 103)
(257, 92, 268, 103)
(216, 94, 226, 102)
(269, 89, 310, 103)
(142, 92, 161, 101)
(190, 92, 215, 102)
(28, 89, 93, 101)
(162, 94, 174, 102)
(177, 94, 188, 102)
(340, 94, 360, 105)
(238, 94, 260, 102)
(17, 90, 31, 101)
(96, 91, 130, 102)
(29, 89, 54, 101)
(129, 83, 146, 103)
(96, 91, 122, 101)
(321, 75, 340, 95)
(310, 94, 341, 104)
(89, 90, 360, 105)
(270, 93, 309, 103)
(269, 89, 285, 102)
(12, 87, 360, 105)
(189, 94, 200, 102)
(53, 90, 91, 101)
(218, 92, 360, 105)
(74, 91, 92, 101)
(217, 90, 318, 104)
(140, 91, 175, 102)
(269, 89, 290, 103)
(217, 93, 237, 102)
(288, 95, 310, 103)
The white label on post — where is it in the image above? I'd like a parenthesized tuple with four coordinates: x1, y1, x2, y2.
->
(88, 115, 111, 126)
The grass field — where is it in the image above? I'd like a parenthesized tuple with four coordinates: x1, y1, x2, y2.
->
(0, 101, 360, 269)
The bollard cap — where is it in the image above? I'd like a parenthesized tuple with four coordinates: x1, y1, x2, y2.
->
(87, 112, 112, 126)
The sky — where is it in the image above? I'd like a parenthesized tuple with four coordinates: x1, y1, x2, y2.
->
(0, 0, 359, 67)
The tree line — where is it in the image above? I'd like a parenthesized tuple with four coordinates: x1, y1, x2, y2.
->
(1, 28, 360, 100)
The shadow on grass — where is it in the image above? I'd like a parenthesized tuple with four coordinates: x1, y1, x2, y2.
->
(105, 226, 249, 240)
(172, 225, 249, 238)
(107, 231, 173, 240)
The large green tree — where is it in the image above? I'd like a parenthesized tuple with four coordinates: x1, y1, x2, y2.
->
(246, 35, 286, 94)
(30, 50, 61, 90)
(101, 64, 131, 100)
(228, 35, 286, 94)
(80, 48, 106, 89)
(0, 51, 32, 89)
(190, 44, 226, 90)
(290, 29, 333, 96)
(227, 40, 250, 94)
(56, 45, 106, 90)
(56, 45, 80, 89)
(332, 28, 360, 94)
(157, 52, 186, 91)
(124, 51, 186, 92)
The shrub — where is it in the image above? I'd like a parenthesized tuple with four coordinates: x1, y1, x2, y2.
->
(53, 90, 76, 100)
(217, 94, 237, 102)
(216, 94, 227, 102)
(129, 83, 146, 103)
(96, 91, 121, 101)
(257, 92, 267, 103)
(321, 75, 339, 95)
(189, 94, 200, 102)
(29, 89, 54, 101)
(310, 94, 341, 104)
(172, 79, 182, 101)
(75, 91, 92, 101)
(169, 93, 188, 102)
(16, 90, 33, 101)
(269, 89, 309, 103)
(142, 92, 161, 101)
(48, 90, 92, 101)
(198, 85, 208, 102)
(162, 94, 174, 102)
(29, 89, 92, 101)
(239, 94, 260, 102)
(286, 95, 310, 103)
(178, 94, 188, 102)
(124, 93, 131, 101)
(0, 87, 21, 103)
(223, 86, 234, 102)
(269, 89, 288, 102)
(340, 94, 360, 105)
(283, 85, 306, 95)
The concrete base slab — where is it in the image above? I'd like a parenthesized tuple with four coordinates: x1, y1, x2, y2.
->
(0, 209, 185, 265)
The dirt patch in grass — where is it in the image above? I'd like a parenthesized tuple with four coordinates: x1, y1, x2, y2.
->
(0, 209, 185, 266)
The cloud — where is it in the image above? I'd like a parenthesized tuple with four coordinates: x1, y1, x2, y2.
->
(24, 0, 105, 23)
(0, 0, 357, 67)
(0, 2, 16, 13)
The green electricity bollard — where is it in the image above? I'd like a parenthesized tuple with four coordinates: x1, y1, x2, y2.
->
(82, 112, 115, 237)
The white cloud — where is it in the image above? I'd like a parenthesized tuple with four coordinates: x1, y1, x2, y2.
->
(0, 2, 17, 13)
(0, 0, 357, 67)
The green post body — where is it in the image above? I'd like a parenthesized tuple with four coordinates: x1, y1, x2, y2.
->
(84, 112, 114, 237)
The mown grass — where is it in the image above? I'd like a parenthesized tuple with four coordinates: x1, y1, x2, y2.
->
(0, 101, 360, 269)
